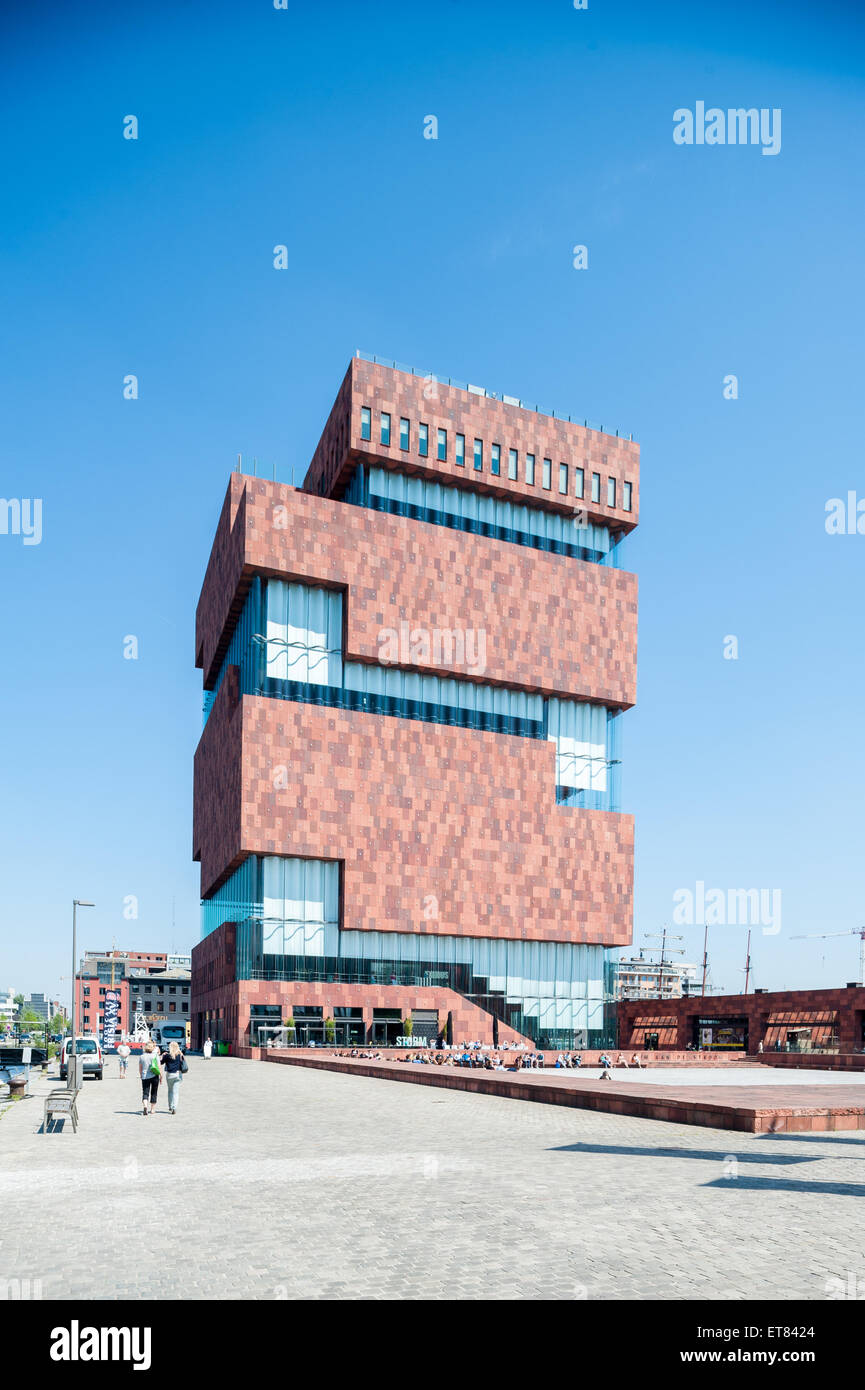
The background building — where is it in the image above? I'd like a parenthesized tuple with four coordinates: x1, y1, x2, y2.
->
(75, 949, 191, 1042)
(22, 992, 51, 1022)
(192, 354, 639, 1051)
(617, 984, 865, 1053)
(611, 954, 701, 1000)
(127, 968, 191, 1039)
(0, 989, 17, 1032)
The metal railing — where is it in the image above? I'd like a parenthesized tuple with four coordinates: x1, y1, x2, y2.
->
(356, 351, 633, 441)
(233, 455, 299, 486)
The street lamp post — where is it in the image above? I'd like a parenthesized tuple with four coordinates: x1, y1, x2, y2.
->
(71, 899, 95, 1087)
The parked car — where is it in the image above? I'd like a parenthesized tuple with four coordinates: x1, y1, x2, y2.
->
(59, 1036, 103, 1081)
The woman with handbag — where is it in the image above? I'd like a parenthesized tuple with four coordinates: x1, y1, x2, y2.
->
(139, 1040, 162, 1116)
(160, 1040, 188, 1114)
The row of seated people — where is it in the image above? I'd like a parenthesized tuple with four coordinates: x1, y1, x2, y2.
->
(598, 1053, 646, 1069)
(332, 1048, 516, 1069)
(328, 1048, 648, 1070)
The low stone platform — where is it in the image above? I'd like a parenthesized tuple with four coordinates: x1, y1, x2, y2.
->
(266, 1053, 865, 1134)
(764, 1053, 865, 1072)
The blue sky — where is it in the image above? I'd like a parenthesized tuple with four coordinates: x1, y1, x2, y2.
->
(2, 0, 863, 1004)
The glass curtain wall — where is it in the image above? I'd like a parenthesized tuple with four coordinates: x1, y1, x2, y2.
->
(204, 855, 613, 1045)
(345, 465, 622, 567)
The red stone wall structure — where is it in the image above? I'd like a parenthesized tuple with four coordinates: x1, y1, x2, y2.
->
(617, 986, 865, 1054)
(195, 478, 637, 705)
(304, 357, 639, 527)
(191, 358, 639, 1051)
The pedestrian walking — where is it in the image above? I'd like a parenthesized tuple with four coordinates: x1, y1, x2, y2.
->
(117, 1040, 131, 1079)
(160, 1040, 188, 1114)
(203, 1037, 213, 1060)
(139, 1040, 162, 1115)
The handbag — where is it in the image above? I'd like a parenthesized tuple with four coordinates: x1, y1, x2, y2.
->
(179, 1054, 189, 1074)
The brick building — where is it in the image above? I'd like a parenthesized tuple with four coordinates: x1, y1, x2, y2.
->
(75, 950, 191, 1042)
(191, 354, 639, 1051)
(617, 985, 865, 1053)
(76, 975, 130, 1043)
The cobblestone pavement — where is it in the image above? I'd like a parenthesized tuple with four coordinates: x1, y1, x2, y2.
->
(1, 1057, 863, 1301)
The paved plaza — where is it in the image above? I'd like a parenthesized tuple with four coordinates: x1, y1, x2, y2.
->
(1, 1057, 863, 1300)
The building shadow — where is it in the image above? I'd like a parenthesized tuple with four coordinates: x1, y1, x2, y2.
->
(761, 1132, 865, 1146)
(702, 1176, 865, 1197)
(549, 1142, 820, 1166)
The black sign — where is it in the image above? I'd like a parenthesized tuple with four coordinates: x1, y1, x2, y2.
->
(102, 990, 121, 1048)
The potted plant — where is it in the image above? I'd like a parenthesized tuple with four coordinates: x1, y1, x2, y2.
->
(402, 1016, 413, 1040)
(324, 1016, 336, 1044)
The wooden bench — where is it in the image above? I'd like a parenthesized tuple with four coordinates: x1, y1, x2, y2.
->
(43, 1087, 80, 1133)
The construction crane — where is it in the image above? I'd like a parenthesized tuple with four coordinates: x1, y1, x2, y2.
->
(790, 927, 865, 985)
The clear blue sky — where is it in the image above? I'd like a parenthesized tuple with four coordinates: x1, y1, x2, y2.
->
(2, 0, 863, 1007)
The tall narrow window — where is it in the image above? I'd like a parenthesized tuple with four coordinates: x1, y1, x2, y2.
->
(418, 423, 429, 457)
(360, 407, 371, 441)
(456, 433, 465, 466)
(623, 480, 632, 512)
(400, 418, 410, 450)
(508, 448, 518, 480)
(591, 472, 601, 503)
(473, 438, 483, 471)
(437, 428, 447, 461)
(542, 458, 552, 490)
(491, 444, 501, 475)
(559, 463, 568, 495)
(380, 413, 391, 446)
(607, 477, 616, 507)
(526, 453, 536, 485)
(574, 467, 585, 499)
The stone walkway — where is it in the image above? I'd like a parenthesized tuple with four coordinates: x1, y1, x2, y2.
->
(0, 1057, 863, 1300)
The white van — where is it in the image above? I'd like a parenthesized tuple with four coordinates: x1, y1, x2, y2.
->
(59, 1036, 104, 1081)
(151, 1023, 187, 1048)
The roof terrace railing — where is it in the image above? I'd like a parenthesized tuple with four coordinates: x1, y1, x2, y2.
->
(233, 454, 298, 486)
(355, 350, 633, 441)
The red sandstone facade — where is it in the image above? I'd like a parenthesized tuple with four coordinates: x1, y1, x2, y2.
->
(303, 357, 639, 526)
(195, 476, 637, 706)
(194, 671, 633, 942)
(191, 357, 639, 1051)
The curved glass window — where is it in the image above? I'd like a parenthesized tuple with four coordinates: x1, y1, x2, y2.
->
(264, 580, 343, 686)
